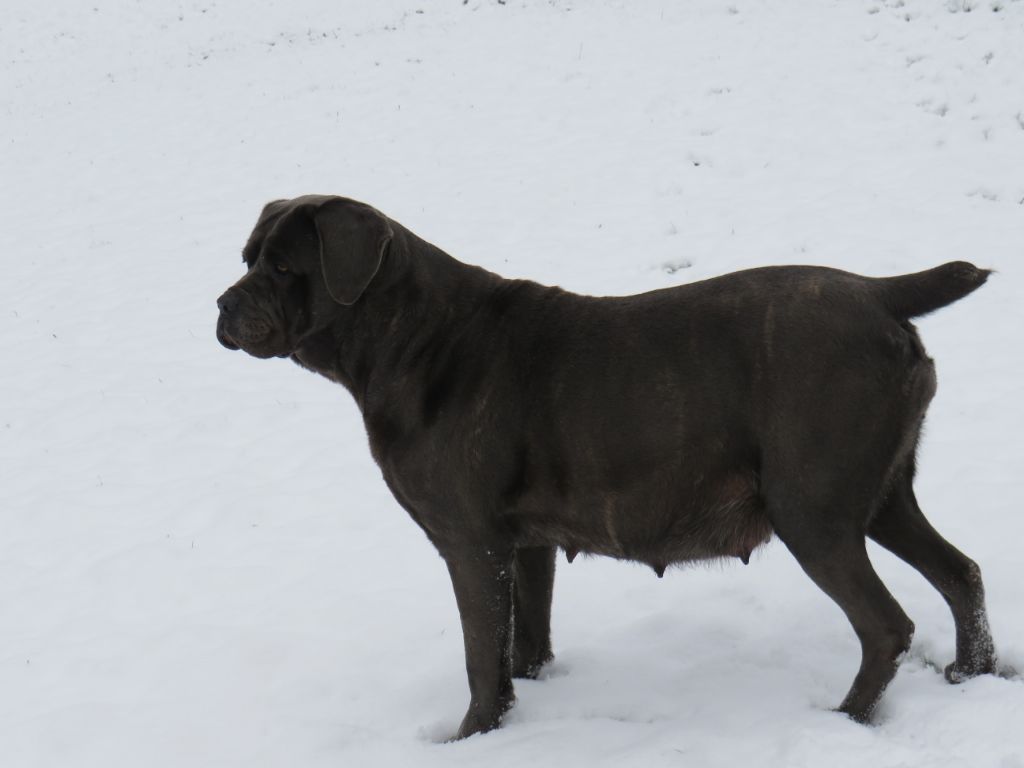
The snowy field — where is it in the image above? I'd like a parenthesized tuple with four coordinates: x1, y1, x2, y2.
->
(3, 1, 1024, 765)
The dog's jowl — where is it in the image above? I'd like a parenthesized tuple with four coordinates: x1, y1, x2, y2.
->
(217, 195, 996, 739)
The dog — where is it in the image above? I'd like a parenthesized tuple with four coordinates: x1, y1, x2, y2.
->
(216, 194, 996, 738)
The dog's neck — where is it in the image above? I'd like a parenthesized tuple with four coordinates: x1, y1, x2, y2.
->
(292, 221, 501, 409)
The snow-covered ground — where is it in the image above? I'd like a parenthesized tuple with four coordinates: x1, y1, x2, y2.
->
(3, 1, 1023, 765)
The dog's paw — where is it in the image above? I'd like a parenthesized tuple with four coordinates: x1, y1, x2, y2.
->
(944, 659, 997, 684)
(512, 651, 554, 680)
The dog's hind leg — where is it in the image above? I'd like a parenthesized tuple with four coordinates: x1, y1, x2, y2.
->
(868, 463, 996, 682)
(512, 546, 556, 679)
(771, 503, 915, 722)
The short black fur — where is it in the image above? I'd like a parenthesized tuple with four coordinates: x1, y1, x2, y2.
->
(216, 195, 996, 739)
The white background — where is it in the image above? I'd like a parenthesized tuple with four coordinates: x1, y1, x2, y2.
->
(2, 1, 1023, 765)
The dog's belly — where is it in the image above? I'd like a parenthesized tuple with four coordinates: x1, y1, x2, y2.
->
(509, 467, 773, 570)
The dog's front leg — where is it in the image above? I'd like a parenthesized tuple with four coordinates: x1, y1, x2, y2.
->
(512, 546, 556, 678)
(444, 545, 515, 739)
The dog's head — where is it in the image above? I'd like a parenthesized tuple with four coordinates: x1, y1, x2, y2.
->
(216, 195, 393, 359)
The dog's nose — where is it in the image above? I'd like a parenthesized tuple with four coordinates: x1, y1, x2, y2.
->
(217, 290, 239, 315)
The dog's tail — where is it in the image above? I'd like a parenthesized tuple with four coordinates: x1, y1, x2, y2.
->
(875, 261, 991, 319)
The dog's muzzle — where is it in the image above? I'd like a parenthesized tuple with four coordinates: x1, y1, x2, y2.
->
(216, 289, 243, 350)
(216, 287, 276, 351)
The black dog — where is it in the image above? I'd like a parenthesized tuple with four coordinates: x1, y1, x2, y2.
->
(217, 195, 996, 738)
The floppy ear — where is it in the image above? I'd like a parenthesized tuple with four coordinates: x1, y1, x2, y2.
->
(242, 199, 291, 267)
(312, 198, 393, 305)
(258, 198, 290, 223)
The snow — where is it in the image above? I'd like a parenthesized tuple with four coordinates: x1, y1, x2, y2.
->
(2, 0, 1023, 765)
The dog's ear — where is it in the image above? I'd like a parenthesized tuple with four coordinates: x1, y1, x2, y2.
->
(312, 198, 393, 306)
(258, 199, 290, 222)
(243, 199, 291, 267)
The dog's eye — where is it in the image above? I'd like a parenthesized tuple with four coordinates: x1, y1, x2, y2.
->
(275, 263, 289, 274)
